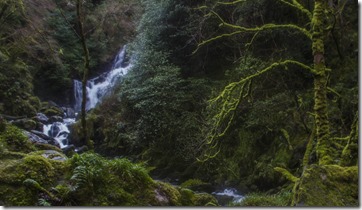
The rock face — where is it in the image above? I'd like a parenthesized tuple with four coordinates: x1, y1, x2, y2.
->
(293, 164, 358, 206)
(23, 130, 60, 148)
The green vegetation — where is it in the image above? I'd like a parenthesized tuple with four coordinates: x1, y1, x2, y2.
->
(0, 0, 357, 207)
(235, 191, 292, 207)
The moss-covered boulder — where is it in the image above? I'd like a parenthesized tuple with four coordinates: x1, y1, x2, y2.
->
(293, 164, 358, 206)
(11, 119, 37, 131)
(0, 152, 68, 206)
(40, 102, 64, 118)
(0, 124, 36, 153)
(150, 181, 218, 206)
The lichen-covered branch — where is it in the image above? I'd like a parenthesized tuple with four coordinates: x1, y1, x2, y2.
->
(274, 167, 299, 182)
(278, 0, 312, 20)
(216, 0, 246, 5)
(302, 125, 315, 168)
(193, 9, 311, 54)
(199, 60, 314, 161)
(340, 111, 358, 166)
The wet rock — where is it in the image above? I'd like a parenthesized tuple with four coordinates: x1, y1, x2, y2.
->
(23, 130, 48, 144)
(48, 116, 63, 123)
(47, 138, 61, 148)
(63, 107, 75, 118)
(34, 113, 48, 124)
(35, 122, 44, 132)
(40, 150, 67, 161)
(23, 130, 60, 148)
(30, 130, 52, 140)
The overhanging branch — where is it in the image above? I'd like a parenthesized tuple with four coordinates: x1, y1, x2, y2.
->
(193, 10, 311, 53)
(278, 0, 312, 20)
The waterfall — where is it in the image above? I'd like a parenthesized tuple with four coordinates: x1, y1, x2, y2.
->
(43, 46, 131, 149)
(43, 118, 75, 148)
(74, 46, 131, 112)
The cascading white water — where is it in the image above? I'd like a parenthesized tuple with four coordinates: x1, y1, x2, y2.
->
(74, 46, 132, 112)
(212, 188, 245, 204)
(43, 46, 131, 149)
(43, 118, 75, 148)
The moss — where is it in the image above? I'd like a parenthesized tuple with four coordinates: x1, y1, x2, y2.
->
(180, 179, 207, 189)
(20, 155, 56, 185)
(34, 143, 62, 153)
(150, 181, 182, 206)
(0, 153, 66, 186)
(0, 152, 67, 206)
(193, 193, 219, 206)
(235, 191, 292, 207)
(0, 184, 37, 206)
(340, 112, 358, 166)
(12, 119, 37, 130)
(274, 167, 299, 183)
(179, 188, 195, 205)
(43, 108, 63, 117)
(28, 96, 41, 112)
(69, 114, 98, 146)
(293, 164, 358, 206)
(0, 124, 35, 153)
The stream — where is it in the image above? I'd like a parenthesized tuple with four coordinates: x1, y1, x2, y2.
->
(212, 188, 245, 206)
(42, 46, 131, 148)
(40, 45, 244, 205)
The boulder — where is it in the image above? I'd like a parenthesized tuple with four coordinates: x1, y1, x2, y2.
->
(48, 116, 64, 123)
(34, 113, 48, 124)
(23, 130, 48, 144)
(40, 150, 67, 161)
(12, 119, 37, 130)
(23, 130, 60, 148)
(63, 107, 76, 118)
(30, 130, 52, 140)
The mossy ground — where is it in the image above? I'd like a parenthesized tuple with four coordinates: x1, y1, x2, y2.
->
(293, 164, 358, 206)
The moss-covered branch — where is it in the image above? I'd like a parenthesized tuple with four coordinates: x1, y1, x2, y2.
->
(278, 0, 312, 20)
(274, 167, 299, 182)
(216, 0, 246, 5)
(340, 111, 358, 166)
(302, 125, 315, 168)
(200, 59, 314, 160)
(194, 9, 311, 53)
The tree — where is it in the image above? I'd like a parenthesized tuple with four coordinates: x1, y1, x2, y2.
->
(76, 0, 92, 149)
(196, 0, 356, 168)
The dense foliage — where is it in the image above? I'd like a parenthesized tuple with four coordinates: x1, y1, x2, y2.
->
(0, 0, 358, 207)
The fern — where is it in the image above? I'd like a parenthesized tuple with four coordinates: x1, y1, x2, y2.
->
(38, 198, 51, 207)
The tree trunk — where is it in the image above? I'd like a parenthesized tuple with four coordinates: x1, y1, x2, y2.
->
(76, 0, 92, 149)
(312, 0, 332, 165)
